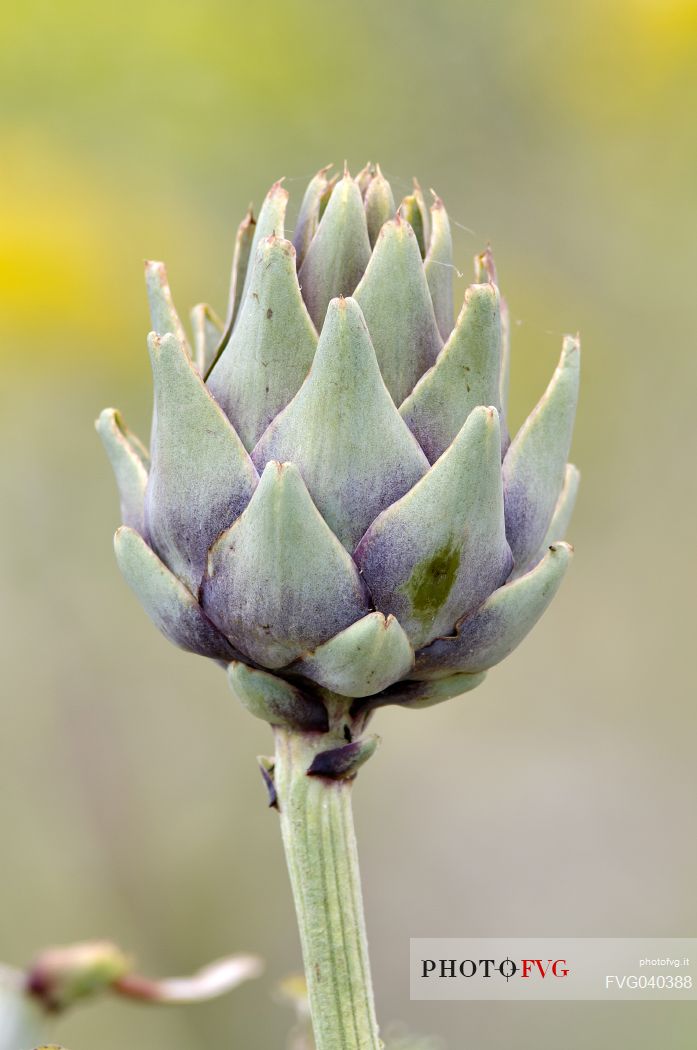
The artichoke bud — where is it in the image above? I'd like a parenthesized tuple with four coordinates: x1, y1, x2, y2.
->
(26, 942, 130, 1013)
(22, 940, 261, 1017)
(99, 164, 580, 735)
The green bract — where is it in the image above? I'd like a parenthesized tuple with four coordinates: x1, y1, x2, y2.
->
(98, 164, 580, 725)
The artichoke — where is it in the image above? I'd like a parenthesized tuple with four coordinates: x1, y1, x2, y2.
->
(97, 164, 579, 728)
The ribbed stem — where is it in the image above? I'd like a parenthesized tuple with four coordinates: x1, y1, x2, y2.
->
(273, 727, 380, 1050)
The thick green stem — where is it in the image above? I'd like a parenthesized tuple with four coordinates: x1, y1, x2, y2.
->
(273, 727, 380, 1050)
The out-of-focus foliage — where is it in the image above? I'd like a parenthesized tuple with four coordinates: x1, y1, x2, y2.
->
(1, 2, 696, 1049)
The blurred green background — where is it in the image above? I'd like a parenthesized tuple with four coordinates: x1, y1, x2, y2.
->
(1, 0, 696, 1047)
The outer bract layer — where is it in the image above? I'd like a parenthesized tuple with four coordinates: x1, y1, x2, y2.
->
(98, 164, 580, 722)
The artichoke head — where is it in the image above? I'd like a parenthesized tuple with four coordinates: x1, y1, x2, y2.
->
(97, 164, 579, 732)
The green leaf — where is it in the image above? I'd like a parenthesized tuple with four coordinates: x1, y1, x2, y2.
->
(291, 612, 414, 698)
(207, 236, 317, 450)
(190, 302, 223, 375)
(475, 246, 510, 417)
(355, 161, 374, 196)
(424, 191, 454, 340)
(114, 527, 237, 660)
(364, 164, 395, 247)
(542, 462, 580, 548)
(95, 408, 149, 533)
(228, 662, 328, 730)
(355, 406, 512, 648)
(399, 283, 503, 463)
(236, 181, 288, 316)
(413, 542, 573, 677)
(353, 216, 443, 406)
(298, 171, 371, 329)
(398, 179, 429, 258)
(207, 207, 256, 376)
(360, 670, 486, 712)
(503, 335, 580, 569)
(513, 462, 579, 578)
(144, 260, 190, 352)
(318, 172, 338, 219)
(293, 164, 332, 268)
(202, 462, 370, 668)
(251, 297, 428, 550)
(145, 332, 258, 592)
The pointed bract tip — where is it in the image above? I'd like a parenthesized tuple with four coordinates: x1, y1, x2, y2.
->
(261, 233, 295, 258)
(147, 329, 181, 358)
(475, 246, 498, 284)
(267, 179, 288, 199)
(397, 215, 414, 238)
(258, 458, 285, 486)
(307, 735, 380, 779)
(261, 458, 302, 483)
(95, 406, 116, 432)
(466, 280, 498, 301)
(343, 159, 351, 178)
(113, 523, 128, 550)
(95, 405, 134, 444)
(144, 259, 166, 276)
(326, 294, 364, 327)
(479, 403, 500, 428)
(429, 187, 444, 208)
(256, 755, 277, 808)
(561, 333, 581, 360)
(330, 294, 363, 321)
(467, 403, 500, 434)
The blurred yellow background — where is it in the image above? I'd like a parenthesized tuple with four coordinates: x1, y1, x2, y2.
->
(1, 1, 696, 1047)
